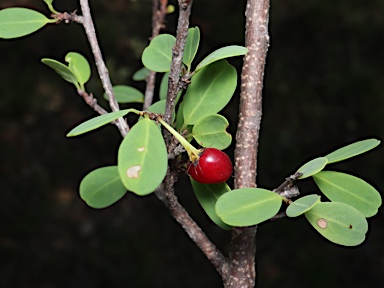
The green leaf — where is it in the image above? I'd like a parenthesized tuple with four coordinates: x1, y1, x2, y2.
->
(104, 85, 144, 104)
(313, 171, 381, 217)
(67, 110, 132, 137)
(286, 194, 321, 217)
(142, 34, 176, 72)
(159, 72, 169, 100)
(41, 58, 80, 89)
(297, 157, 328, 179)
(65, 52, 91, 88)
(43, 0, 59, 15)
(79, 166, 127, 209)
(183, 27, 200, 68)
(216, 188, 283, 226)
(192, 114, 232, 149)
(159, 72, 182, 108)
(0, 8, 56, 39)
(325, 138, 381, 164)
(305, 202, 368, 246)
(146, 100, 166, 114)
(132, 67, 150, 81)
(175, 101, 185, 130)
(195, 45, 248, 72)
(190, 178, 232, 230)
(118, 118, 167, 195)
(183, 60, 237, 125)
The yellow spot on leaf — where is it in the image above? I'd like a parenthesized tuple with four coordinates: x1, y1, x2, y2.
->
(127, 165, 142, 178)
(137, 147, 145, 152)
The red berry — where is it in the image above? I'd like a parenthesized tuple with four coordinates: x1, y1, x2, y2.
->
(187, 148, 232, 184)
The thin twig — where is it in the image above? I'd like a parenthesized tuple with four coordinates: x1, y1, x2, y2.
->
(153, 0, 231, 279)
(78, 0, 130, 137)
(143, 0, 168, 109)
(225, 0, 270, 287)
(163, 0, 193, 124)
(77, 89, 108, 115)
(155, 178, 229, 278)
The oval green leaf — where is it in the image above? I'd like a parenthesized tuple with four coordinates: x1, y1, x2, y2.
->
(132, 67, 150, 81)
(175, 101, 185, 130)
(297, 157, 328, 179)
(80, 166, 127, 209)
(65, 52, 91, 88)
(0, 8, 55, 39)
(67, 109, 132, 137)
(142, 34, 176, 72)
(118, 118, 167, 195)
(313, 171, 381, 217)
(104, 85, 144, 103)
(324, 138, 381, 164)
(159, 72, 169, 100)
(183, 60, 237, 125)
(305, 202, 368, 246)
(183, 27, 200, 68)
(146, 100, 166, 113)
(41, 58, 79, 88)
(43, 0, 59, 15)
(216, 188, 283, 227)
(190, 178, 232, 230)
(195, 45, 248, 72)
(192, 114, 232, 149)
(286, 194, 321, 217)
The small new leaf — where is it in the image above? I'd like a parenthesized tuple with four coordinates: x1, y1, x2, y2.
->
(41, 58, 80, 89)
(183, 27, 200, 69)
(65, 52, 91, 89)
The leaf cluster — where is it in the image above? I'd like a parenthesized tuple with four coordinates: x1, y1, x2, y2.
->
(1, 3, 381, 249)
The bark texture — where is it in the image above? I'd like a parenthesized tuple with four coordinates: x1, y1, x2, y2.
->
(225, 0, 270, 287)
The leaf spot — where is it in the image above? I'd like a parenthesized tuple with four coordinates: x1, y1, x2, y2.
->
(137, 147, 145, 152)
(126, 165, 142, 178)
(317, 218, 328, 229)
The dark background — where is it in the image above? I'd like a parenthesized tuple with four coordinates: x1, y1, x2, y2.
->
(1, 0, 383, 287)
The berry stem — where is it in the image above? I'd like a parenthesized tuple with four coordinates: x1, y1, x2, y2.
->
(157, 116, 200, 161)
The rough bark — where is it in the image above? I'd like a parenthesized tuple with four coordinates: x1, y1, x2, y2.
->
(224, 0, 270, 287)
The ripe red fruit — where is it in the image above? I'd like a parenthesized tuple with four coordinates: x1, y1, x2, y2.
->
(187, 148, 233, 184)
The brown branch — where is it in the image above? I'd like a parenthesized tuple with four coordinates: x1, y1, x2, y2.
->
(225, 0, 271, 287)
(77, 89, 108, 115)
(153, 0, 233, 281)
(77, 0, 130, 137)
(143, 0, 168, 110)
(163, 0, 193, 124)
(155, 176, 229, 278)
